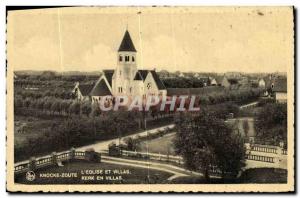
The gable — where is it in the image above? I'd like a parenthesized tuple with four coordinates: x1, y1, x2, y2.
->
(78, 84, 94, 96)
(90, 79, 112, 96)
(134, 71, 144, 81)
(118, 30, 137, 52)
(103, 70, 114, 86)
(150, 71, 166, 90)
(133, 70, 149, 81)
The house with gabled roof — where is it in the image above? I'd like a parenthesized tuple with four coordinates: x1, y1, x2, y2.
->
(272, 78, 287, 103)
(213, 75, 231, 88)
(73, 29, 167, 102)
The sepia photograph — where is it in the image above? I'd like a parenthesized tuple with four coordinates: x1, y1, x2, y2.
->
(6, 6, 294, 192)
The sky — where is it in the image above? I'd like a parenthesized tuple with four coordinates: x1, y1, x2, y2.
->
(7, 7, 293, 73)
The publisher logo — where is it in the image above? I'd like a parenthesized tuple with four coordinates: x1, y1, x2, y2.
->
(26, 171, 35, 181)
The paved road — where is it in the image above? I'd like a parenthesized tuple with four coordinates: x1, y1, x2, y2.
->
(101, 156, 190, 181)
(239, 101, 259, 109)
(101, 155, 223, 180)
(77, 124, 175, 152)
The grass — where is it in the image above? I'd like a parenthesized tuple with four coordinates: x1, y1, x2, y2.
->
(139, 133, 176, 155)
(14, 115, 64, 149)
(15, 160, 173, 184)
(171, 168, 287, 184)
(238, 168, 287, 183)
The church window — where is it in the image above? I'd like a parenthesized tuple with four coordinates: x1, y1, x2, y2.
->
(118, 87, 123, 93)
(119, 55, 123, 62)
(125, 56, 130, 62)
(132, 56, 135, 62)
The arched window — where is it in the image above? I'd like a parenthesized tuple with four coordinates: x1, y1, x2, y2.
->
(125, 56, 130, 62)
(132, 56, 135, 62)
(119, 55, 123, 62)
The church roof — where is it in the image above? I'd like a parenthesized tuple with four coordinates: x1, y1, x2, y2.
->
(133, 70, 166, 90)
(103, 70, 114, 86)
(134, 70, 149, 81)
(78, 84, 95, 96)
(150, 70, 166, 90)
(118, 30, 137, 52)
(90, 79, 112, 96)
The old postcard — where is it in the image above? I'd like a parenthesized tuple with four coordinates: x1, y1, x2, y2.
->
(6, 6, 294, 192)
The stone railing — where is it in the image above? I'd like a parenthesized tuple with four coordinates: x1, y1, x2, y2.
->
(120, 150, 229, 175)
(282, 149, 288, 155)
(121, 150, 183, 165)
(14, 148, 100, 175)
(245, 154, 275, 163)
(244, 143, 288, 170)
(251, 144, 278, 154)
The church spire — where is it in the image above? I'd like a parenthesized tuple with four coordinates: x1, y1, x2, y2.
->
(118, 30, 137, 52)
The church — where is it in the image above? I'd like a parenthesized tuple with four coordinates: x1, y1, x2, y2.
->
(73, 30, 167, 103)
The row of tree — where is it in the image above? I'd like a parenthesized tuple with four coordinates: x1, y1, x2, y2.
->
(15, 87, 75, 100)
(197, 89, 262, 105)
(14, 96, 98, 117)
(162, 77, 209, 88)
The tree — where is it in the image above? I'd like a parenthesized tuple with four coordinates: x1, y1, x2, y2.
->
(82, 101, 92, 117)
(43, 98, 53, 113)
(243, 120, 249, 137)
(123, 137, 140, 151)
(14, 96, 23, 110)
(23, 98, 31, 108)
(69, 101, 81, 116)
(255, 103, 287, 145)
(51, 100, 61, 114)
(174, 111, 245, 181)
(61, 100, 71, 115)
(37, 99, 45, 111)
(92, 103, 101, 117)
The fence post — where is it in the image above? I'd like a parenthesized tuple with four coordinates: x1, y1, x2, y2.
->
(245, 143, 251, 155)
(51, 152, 57, 165)
(28, 157, 36, 171)
(70, 147, 75, 160)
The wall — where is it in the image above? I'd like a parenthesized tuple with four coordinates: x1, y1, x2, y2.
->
(275, 92, 287, 103)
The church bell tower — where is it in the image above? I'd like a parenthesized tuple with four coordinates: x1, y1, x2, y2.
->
(113, 30, 137, 96)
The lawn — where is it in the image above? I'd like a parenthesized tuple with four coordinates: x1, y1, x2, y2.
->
(170, 168, 287, 184)
(15, 160, 173, 184)
(14, 115, 64, 149)
(139, 132, 176, 155)
(238, 168, 287, 183)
